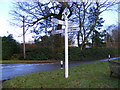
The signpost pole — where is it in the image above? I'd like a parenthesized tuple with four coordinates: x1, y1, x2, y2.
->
(64, 13, 68, 78)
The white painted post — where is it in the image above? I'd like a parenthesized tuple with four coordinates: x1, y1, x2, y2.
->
(64, 13, 68, 78)
(108, 54, 111, 60)
(61, 61, 63, 69)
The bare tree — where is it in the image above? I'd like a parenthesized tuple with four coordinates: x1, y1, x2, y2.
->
(10, 0, 119, 49)
(111, 24, 120, 48)
(10, 0, 75, 35)
(72, 0, 118, 50)
(104, 24, 120, 48)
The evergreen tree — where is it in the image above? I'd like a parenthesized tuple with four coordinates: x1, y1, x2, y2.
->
(91, 30, 105, 48)
(2, 34, 20, 60)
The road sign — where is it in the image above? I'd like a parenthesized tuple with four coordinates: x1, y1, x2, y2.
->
(51, 18, 65, 25)
(51, 18, 79, 27)
(68, 27, 80, 32)
(51, 29, 64, 34)
(51, 27, 79, 35)
(68, 22, 79, 27)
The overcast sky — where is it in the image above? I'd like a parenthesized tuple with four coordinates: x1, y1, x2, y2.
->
(0, 1, 118, 43)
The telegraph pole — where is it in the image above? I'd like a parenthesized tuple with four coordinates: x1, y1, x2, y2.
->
(23, 16, 26, 59)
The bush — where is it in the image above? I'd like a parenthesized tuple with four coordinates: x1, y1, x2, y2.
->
(69, 47, 119, 61)
(69, 47, 82, 60)
(56, 52, 64, 60)
(24, 46, 119, 61)
(25, 47, 52, 60)
(2, 35, 20, 60)
(10, 54, 21, 60)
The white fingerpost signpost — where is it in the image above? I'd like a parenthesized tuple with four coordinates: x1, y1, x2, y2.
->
(51, 12, 79, 78)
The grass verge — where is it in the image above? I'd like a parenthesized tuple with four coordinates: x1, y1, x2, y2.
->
(2, 59, 120, 88)
(0, 60, 58, 63)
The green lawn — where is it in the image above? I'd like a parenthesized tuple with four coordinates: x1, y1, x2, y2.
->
(2, 59, 120, 88)
(0, 60, 58, 63)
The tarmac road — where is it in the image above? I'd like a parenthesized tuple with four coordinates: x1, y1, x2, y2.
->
(1, 57, 120, 81)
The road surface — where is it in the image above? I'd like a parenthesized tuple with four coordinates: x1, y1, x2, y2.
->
(1, 57, 120, 81)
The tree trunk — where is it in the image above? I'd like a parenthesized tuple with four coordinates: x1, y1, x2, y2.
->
(77, 31, 80, 47)
(80, 18, 98, 50)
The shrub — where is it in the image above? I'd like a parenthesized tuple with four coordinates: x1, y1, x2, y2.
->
(69, 47, 82, 60)
(26, 47, 51, 60)
(2, 35, 20, 60)
(24, 46, 119, 61)
(69, 47, 119, 61)
(10, 54, 21, 60)
(56, 52, 64, 60)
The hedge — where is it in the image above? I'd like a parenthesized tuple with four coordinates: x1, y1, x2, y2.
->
(69, 47, 119, 61)
(25, 47, 119, 61)
(25, 47, 51, 60)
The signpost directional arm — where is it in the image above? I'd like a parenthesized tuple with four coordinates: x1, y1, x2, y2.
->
(51, 18, 65, 25)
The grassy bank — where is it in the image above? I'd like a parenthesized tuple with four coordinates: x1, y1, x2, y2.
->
(0, 60, 58, 63)
(3, 59, 120, 88)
